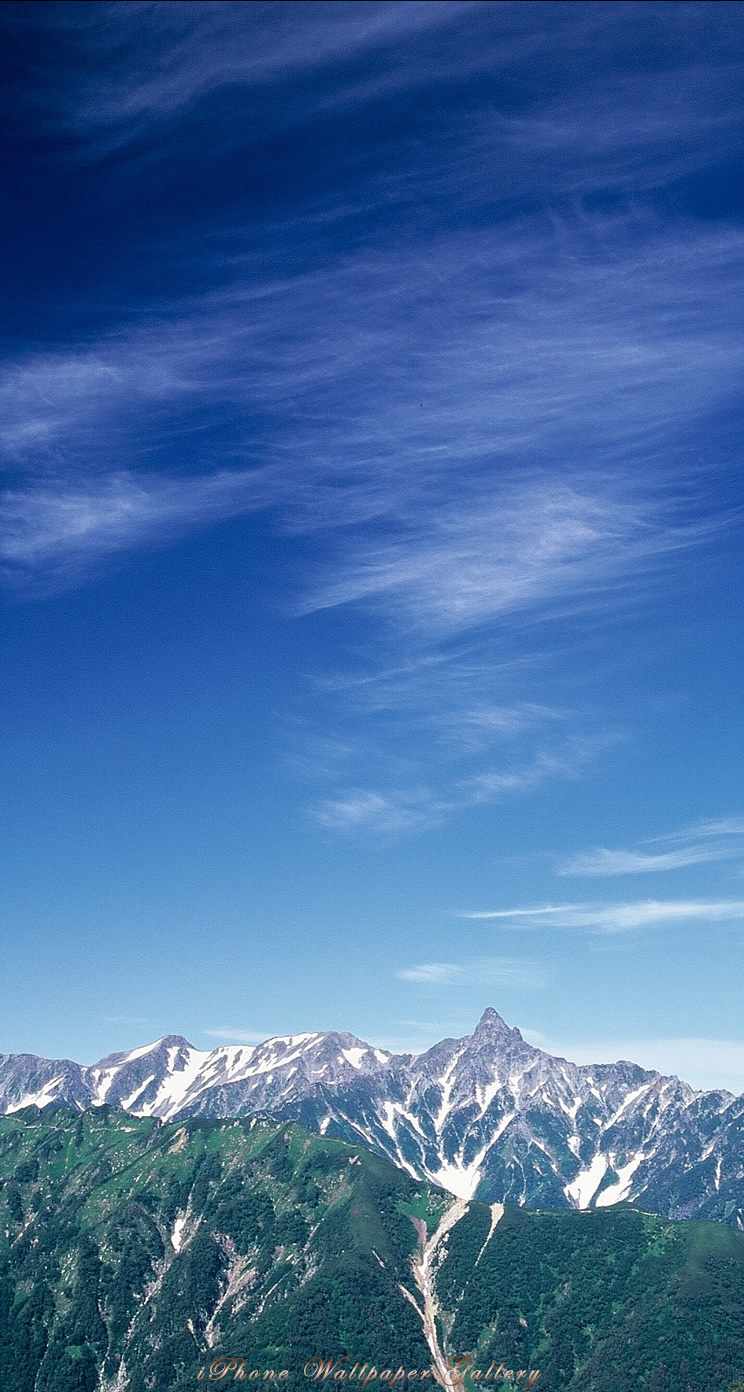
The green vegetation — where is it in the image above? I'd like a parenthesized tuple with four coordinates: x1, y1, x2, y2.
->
(0, 1109, 432, 1389)
(445, 1204, 744, 1390)
(0, 1108, 742, 1390)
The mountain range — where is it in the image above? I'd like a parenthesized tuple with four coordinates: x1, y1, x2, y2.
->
(2, 1009, 742, 1228)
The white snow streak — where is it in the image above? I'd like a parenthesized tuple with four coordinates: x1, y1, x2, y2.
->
(565, 1153, 608, 1209)
(595, 1151, 644, 1207)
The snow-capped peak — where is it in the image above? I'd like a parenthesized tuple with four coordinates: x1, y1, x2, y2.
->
(1, 1010, 741, 1229)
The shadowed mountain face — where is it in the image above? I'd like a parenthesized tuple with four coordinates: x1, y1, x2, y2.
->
(1, 1010, 743, 1227)
(2, 1108, 744, 1392)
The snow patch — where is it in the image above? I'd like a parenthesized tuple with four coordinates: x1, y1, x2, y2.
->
(341, 1048, 367, 1070)
(595, 1151, 645, 1207)
(431, 1159, 482, 1201)
(120, 1074, 157, 1111)
(488, 1111, 515, 1145)
(120, 1041, 160, 1064)
(433, 1047, 465, 1133)
(5, 1077, 65, 1113)
(565, 1153, 608, 1209)
(380, 1101, 398, 1140)
(171, 1215, 187, 1251)
(131, 1051, 202, 1117)
(91, 1069, 116, 1104)
(476, 1079, 503, 1117)
(475, 1203, 505, 1265)
(602, 1084, 652, 1131)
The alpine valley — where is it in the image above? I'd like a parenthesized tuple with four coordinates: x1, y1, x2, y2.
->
(1, 1010, 743, 1229)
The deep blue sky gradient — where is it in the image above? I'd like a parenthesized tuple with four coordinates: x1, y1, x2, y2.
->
(1, 2, 744, 1089)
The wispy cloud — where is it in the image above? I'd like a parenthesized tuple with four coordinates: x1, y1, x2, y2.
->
(4, 6, 744, 835)
(0, 470, 265, 587)
(559, 817, 744, 875)
(464, 735, 620, 804)
(397, 963, 460, 986)
(461, 899, 744, 933)
(307, 479, 710, 637)
(311, 789, 444, 835)
(2, 215, 739, 586)
(647, 817, 744, 843)
(397, 957, 545, 988)
(0, 209, 735, 822)
(35, 3, 744, 212)
(201, 1027, 269, 1045)
(41, 1, 477, 153)
(308, 731, 617, 833)
(558, 845, 736, 876)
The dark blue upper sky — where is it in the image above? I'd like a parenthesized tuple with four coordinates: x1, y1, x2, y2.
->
(2, 1, 744, 1088)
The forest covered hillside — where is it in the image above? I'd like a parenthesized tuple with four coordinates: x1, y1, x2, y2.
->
(0, 1107, 743, 1392)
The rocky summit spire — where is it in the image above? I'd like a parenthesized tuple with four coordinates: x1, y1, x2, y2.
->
(472, 1007, 524, 1042)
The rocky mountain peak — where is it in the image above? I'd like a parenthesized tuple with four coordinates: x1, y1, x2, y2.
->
(156, 1034, 195, 1050)
(2, 1014, 743, 1227)
(472, 1007, 526, 1043)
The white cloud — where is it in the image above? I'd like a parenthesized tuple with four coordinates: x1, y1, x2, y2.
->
(0, 217, 737, 608)
(647, 816, 744, 843)
(44, 3, 744, 221)
(397, 962, 460, 985)
(3, 12, 744, 838)
(311, 789, 443, 835)
(692, 817, 744, 837)
(306, 723, 621, 829)
(397, 957, 545, 988)
(465, 735, 619, 803)
(558, 844, 735, 875)
(559, 817, 744, 874)
(307, 731, 616, 833)
(461, 899, 744, 933)
(201, 1027, 269, 1044)
(0, 470, 264, 582)
(51, 1, 476, 148)
(307, 477, 712, 637)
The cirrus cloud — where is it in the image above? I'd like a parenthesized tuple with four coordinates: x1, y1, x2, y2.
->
(396, 957, 546, 988)
(558, 844, 737, 876)
(461, 899, 744, 933)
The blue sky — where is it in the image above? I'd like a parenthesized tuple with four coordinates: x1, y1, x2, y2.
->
(2, 1, 744, 1090)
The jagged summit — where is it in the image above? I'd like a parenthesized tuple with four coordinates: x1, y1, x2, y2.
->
(0, 1011, 742, 1228)
(476, 1004, 511, 1028)
(472, 1006, 525, 1041)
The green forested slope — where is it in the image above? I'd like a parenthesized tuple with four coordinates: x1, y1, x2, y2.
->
(441, 1201, 744, 1391)
(0, 1108, 742, 1392)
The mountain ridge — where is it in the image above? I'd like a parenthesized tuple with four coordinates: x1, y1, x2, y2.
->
(1, 1008, 742, 1228)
